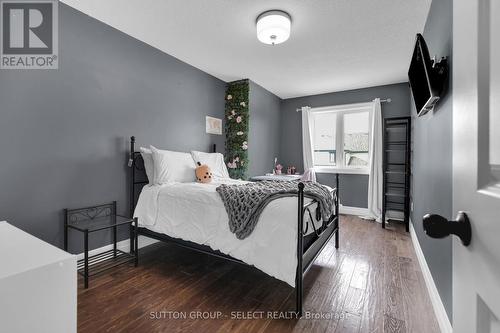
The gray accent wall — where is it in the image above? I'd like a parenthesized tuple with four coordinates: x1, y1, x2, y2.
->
(248, 81, 282, 177)
(410, 0, 453, 321)
(0, 4, 226, 252)
(279, 83, 411, 207)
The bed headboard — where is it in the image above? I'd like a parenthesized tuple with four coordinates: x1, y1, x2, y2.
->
(128, 136, 217, 217)
(129, 136, 148, 217)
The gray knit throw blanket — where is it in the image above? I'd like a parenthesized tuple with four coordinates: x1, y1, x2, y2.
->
(216, 180, 335, 240)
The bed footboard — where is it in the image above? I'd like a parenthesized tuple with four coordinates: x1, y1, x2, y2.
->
(295, 176, 340, 317)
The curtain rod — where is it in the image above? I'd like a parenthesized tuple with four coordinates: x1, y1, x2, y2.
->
(295, 98, 392, 112)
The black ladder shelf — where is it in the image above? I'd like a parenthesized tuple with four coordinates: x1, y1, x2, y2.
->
(382, 117, 411, 231)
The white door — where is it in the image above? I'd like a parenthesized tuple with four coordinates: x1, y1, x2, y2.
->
(453, 0, 500, 332)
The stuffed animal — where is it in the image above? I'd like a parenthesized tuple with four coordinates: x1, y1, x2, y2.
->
(195, 162, 213, 183)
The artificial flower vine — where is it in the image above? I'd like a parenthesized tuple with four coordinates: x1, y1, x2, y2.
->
(224, 79, 249, 179)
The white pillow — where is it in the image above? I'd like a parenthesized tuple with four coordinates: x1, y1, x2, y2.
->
(191, 151, 230, 180)
(151, 146, 196, 184)
(139, 147, 154, 184)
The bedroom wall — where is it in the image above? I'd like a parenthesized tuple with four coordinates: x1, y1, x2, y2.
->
(0, 4, 226, 252)
(248, 81, 282, 177)
(279, 83, 411, 208)
(410, 0, 453, 321)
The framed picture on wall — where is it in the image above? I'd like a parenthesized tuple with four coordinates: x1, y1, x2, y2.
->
(206, 116, 222, 135)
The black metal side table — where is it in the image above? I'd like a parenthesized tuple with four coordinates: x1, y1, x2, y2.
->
(64, 201, 138, 288)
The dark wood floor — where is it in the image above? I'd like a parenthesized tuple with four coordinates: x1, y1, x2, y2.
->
(78, 215, 440, 333)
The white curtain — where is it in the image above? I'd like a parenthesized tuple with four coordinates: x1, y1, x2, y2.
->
(301, 106, 316, 182)
(367, 98, 383, 221)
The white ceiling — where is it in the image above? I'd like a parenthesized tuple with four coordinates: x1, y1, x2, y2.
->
(61, 0, 431, 99)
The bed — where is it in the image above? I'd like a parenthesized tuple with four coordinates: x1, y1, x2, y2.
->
(128, 136, 339, 316)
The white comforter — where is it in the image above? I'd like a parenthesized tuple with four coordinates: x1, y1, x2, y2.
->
(133, 178, 322, 286)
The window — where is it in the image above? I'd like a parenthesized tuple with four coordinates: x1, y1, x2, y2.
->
(311, 103, 372, 174)
(312, 113, 337, 166)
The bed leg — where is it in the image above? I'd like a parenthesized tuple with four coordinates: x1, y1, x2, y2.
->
(296, 282, 303, 318)
(129, 224, 135, 254)
(335, 227, 339, 249)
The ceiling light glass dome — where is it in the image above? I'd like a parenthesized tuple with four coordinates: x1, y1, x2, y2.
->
(256, 10, 291, 45)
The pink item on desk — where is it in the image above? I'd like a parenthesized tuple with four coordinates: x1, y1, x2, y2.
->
(275, 164, 283, 175)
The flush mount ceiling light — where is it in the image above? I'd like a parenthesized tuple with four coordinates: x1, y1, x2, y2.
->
(256, 10, 291, 45)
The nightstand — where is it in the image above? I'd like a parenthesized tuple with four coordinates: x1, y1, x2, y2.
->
(64, 201, 138, 288)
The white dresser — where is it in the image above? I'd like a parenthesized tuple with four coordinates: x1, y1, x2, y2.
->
(0, 221, 77, 333)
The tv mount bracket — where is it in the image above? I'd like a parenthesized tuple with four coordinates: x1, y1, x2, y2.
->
(431, 56, 448, 75)
(431, 56, 449, 92)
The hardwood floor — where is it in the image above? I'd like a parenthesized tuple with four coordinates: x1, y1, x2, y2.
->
(78, 215, 440, 333)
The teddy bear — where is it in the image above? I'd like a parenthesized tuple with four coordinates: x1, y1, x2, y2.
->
(195, 162, 213, 183)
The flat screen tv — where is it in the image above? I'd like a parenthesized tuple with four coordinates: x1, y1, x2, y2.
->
(408, 33, 440, 116)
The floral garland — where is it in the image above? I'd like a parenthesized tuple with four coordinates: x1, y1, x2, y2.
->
(224, 79, 249, 179)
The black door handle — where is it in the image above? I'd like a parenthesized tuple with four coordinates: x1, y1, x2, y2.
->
(423, 212, 471, 246)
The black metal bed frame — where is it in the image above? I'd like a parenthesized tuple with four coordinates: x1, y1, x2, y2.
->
(128, 136, 339, 317)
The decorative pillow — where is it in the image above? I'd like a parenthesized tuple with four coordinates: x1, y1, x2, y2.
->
(139, 147, 154, 184)
(195, 162, 213, 183)
(150, 146, 196, 184)
(190, 151, 230, 180)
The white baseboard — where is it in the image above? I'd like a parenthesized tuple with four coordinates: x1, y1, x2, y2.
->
(76, 236, 158, 261)
(409, 221, 452, 333)
(339, 204, 369, 216)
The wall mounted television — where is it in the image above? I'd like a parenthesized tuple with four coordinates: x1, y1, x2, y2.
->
(408, 33, 447, 117)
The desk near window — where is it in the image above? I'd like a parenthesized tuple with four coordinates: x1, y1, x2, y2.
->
(250, 174, 302, 181)
(314, 166, 369, 175)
